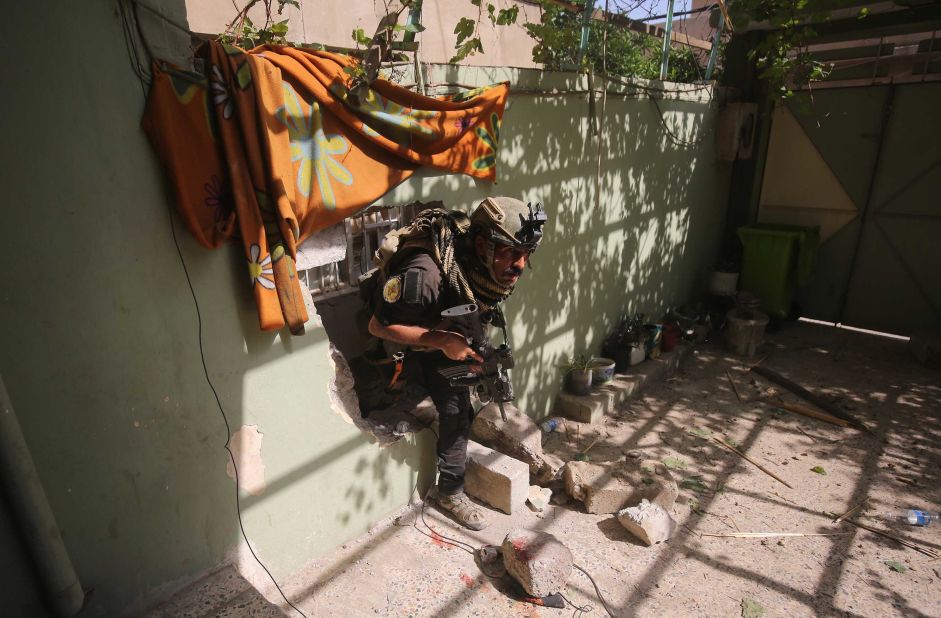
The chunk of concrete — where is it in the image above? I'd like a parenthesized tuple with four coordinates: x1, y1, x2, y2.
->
(563, 458, 678, 514)
(471, 403, 559, 484)
(617, 499, 677, 545)
(527, 485, 552, 512)
(502, 529, 572, 597)
(554, 390, 612, 424)
(465, 441, 529, 514)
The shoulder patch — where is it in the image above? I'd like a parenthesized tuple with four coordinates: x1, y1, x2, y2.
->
(382, 276, 402, 303)
(403, 269, 423, 304)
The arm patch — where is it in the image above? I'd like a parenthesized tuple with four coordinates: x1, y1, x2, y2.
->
(403, 269, 423, 304)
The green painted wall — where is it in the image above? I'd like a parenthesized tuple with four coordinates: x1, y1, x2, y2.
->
(0, 2, 729, 615)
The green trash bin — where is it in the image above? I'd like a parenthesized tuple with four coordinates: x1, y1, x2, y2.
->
(737, 224, 820, 319)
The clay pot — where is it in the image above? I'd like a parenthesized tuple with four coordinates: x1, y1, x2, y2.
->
(566, 369, 593, 395)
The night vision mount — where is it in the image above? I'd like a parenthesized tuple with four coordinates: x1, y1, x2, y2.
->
(515, 202, 548, 252)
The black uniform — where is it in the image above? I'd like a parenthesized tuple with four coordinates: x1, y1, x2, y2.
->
(374, 250, 481, 496)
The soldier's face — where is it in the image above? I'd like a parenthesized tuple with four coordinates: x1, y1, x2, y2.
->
(478, 237, 529, 286)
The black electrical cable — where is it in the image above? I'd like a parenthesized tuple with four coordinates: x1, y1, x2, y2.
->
(120, 2, 308, 614)
(165, 201, 309, 618)
(559, 591, 593, 617)
(574, 564, 617, 618)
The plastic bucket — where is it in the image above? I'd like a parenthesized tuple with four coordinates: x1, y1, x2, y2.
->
(725, 309, 769, 356)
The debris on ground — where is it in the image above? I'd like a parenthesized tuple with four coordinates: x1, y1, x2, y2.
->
(617, 499, 677, 545)
(563, 459, 678, 514)
(741, 598, 765, 618)
(526, 485, 552, 512)
(471, 402, 560, 484)
(502, 529, 573, 597)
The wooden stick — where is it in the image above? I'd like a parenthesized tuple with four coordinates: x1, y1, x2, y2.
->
(581, 437, 601, 455)
(771, 400, 851, 428)
(726, 370, 744, 403)
(844, 518, 939, 558)
(712, 436, 793, 489)
(703, 531, 852, 538)
(750, 365, 867, 430)
(832, 498, 868, 524)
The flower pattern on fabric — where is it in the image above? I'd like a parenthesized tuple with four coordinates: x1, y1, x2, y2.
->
(447, 86, 487, 103)
(276, 83, 353, 209)
(210, 65, 234, 119)
(247, 243, 275, 290)
(472, 113, 500, 172)
(204, 174, 234, 231)
(359, 89, 439, 137)
(168, 72, 203, 105)
(329, 84, 438, 140)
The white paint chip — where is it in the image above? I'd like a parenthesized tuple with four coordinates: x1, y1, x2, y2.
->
(226, 425, 267, 496)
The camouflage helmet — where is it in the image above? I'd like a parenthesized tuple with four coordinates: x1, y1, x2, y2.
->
(470, 197, 548, 252)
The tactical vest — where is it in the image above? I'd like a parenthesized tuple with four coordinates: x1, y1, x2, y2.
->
(358, 208, 470, 317)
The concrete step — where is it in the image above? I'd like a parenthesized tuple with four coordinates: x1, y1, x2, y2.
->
(553, 344, 691, 423)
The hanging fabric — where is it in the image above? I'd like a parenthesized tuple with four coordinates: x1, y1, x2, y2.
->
(143, 41, 509, 334)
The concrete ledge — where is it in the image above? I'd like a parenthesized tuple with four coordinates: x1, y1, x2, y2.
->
(553, 344, 691, 424)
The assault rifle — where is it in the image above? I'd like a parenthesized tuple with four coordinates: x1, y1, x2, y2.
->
(436, 304, 515, 421)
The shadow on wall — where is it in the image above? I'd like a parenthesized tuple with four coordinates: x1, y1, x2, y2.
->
(315, 65, 729, 428)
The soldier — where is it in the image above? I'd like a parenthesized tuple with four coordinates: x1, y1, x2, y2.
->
(367, 197, 547, 530)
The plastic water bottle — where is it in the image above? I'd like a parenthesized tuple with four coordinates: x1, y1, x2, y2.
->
(540, 417, 562, 432)
(889, 510, 940, 526)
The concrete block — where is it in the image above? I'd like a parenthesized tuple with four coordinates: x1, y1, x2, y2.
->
(617, 499, 677, 545)
(502, 529, 573, 597)
(465, 441, 529, 514)
(471, 403, 557, 483)
(554, 390, 613, 424)
(563, 459, 678, 514)
(553, 344, 691, 425)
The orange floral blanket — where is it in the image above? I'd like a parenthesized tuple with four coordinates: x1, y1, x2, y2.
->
(143, 41, 508, 333)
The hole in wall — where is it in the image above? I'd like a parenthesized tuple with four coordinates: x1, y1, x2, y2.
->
(304, 201, 441, 445)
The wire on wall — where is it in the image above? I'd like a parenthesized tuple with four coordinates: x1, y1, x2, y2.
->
(119, 2, 308, 615)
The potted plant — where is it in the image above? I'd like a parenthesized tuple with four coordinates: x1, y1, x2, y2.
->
(559, 353, 593, 396)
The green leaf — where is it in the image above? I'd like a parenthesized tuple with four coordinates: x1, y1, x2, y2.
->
(741, 599, 765, 618)
(688, 427, 712, 438)
(662, 457, 687, 471)
(885, 560, 907, 573)
(681, 475, 708, 493)
(450, 36, 484, 62)
(351, 28, 371, 47)
(487, 4, 496, 24)
(470, 0, 481, 6)
(810, 466, 827, 475)
(270, 20, 289, 36)
(496, 6, 519, 26)
(453, 17, 476, 45)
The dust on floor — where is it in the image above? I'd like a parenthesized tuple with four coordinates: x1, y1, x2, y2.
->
(274, 322, 941, 617)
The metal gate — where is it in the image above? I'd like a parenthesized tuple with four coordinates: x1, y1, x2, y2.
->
(756, 82, 941, 336)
